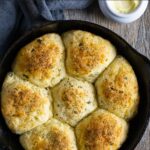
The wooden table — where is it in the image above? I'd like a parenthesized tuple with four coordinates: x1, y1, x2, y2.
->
(64, 2, 150, 150)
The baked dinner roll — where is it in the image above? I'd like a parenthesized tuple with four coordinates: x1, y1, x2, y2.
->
(20, 118, 77, 150)
(1, 72, 52, 134)
(95, 56, 139, 120)
(12, 33, 66, 87)
(75, 109, 128, 150)
(62, 30, 116, 82)
(52, 77, 97, 126)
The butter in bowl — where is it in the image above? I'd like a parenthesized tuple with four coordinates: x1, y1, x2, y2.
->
(99, 0, 149, 23)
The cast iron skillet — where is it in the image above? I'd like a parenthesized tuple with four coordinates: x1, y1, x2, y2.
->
(0, 2, 150, 150)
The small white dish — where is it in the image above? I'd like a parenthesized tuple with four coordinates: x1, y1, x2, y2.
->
(98, 0, 149, 23)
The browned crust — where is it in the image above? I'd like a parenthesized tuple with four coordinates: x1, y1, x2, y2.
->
(2, 85, 46, 118)
(16, 38, 60, 79)
(83, 114, 121, 150)
(62, 88, 86, 114)
(64, 31, 113, 76)
(30, 127, 70, 150)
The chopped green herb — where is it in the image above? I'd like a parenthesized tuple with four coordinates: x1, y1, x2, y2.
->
(23, 74, 29, 79)
(37, 38, 42, 43)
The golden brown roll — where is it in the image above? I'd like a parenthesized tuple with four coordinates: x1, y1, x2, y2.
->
(75, 109, 128, 150)
(52, 76, 97, 126)
(12, 33, 66, 88)
(20, 118, 77, 150)
(1, 72, 52, 134)
(95, 56, 139, 120)
(62, 30, 116, 82)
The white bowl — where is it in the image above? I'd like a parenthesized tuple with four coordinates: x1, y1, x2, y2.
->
(98, 0, 149, 23)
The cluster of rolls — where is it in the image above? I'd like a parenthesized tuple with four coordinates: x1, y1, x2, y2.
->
(1, 30, 139, 150)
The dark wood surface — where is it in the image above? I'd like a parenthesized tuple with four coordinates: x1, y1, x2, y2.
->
(64, 2, 150, 150)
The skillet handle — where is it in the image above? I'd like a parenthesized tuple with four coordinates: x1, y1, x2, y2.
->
(142, 55, 150, 65)
(134, 49, 150, 66)
(140, 54, 150, 68)
(17, 0, 49, 30)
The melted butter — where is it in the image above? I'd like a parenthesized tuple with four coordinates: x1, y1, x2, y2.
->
(108, 0, 140, 14)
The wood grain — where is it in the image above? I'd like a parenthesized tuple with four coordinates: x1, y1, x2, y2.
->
(64, 2, 150, 150)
